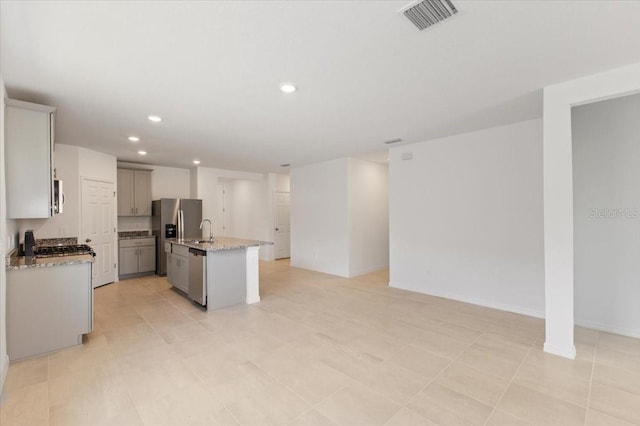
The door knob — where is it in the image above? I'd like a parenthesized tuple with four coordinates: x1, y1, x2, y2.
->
(86, 238, 92, 243)
(275, 228, 279, 231)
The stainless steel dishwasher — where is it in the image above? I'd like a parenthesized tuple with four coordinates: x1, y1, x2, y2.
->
(188, 248, 207, 306)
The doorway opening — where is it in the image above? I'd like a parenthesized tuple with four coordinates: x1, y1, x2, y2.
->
(273, 191, 290, 259)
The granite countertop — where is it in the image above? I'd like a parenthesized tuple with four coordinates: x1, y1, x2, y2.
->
(7, 254, 95, 271)
(118, 231, 155, 240)
(119, 235, 156, 240)
(167, 237, 272, 252)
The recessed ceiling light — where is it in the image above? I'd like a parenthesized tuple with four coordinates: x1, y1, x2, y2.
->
(193, 160, 200, 165)
(383, 138, 403, 145)
(280, 163, 291, 167)
(147, 115, 162, 122)
(128, 136, 140, 142)
(280, 83, 297, 94)
(137, 150, 147, 155)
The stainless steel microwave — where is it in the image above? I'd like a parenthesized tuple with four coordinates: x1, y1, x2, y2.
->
(53, 179, 64, 214)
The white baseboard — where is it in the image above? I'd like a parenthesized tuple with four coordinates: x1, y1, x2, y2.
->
(543, 342, 576, 360)
(289, 260, 348, 278)
(389, 281, 545, 319)
(0, 353, 9, 396)
(575, 318, 640, 339)
(347, 264, 389, 278)
(246, 296, 261, 304)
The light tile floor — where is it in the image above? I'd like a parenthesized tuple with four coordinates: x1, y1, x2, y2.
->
(2, 260, 640, 425)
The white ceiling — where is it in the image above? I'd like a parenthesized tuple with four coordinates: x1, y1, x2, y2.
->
(2, 1, 639, 173)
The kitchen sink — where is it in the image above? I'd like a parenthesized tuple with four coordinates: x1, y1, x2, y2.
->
(186, 239, 212, 244)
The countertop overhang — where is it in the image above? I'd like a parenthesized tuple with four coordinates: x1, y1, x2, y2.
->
(7, 254, 95, 271)
(167, 237, 272, 252)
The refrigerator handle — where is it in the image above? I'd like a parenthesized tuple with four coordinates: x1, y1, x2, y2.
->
(177, 210, 181, 241)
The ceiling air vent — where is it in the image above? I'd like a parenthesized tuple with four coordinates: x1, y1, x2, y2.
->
(402, 0, 458, 31)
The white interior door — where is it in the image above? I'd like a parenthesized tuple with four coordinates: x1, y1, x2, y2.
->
(274, 191, 290, 259)
(82, 179, 116, 288)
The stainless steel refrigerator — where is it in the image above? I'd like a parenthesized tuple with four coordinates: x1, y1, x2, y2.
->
(152, 198, 202, 275)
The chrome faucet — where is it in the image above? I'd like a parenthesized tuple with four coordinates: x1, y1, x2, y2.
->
(199, 219, 213, 242)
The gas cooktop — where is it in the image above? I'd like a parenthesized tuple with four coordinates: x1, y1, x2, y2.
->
(33, 244, 95, 258)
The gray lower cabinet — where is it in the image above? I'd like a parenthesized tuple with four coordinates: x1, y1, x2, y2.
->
(119, 237, 156, 277)
(167, 244, 189, 293)
(7, 262, 92, 360)
(139, 245, 156, 272)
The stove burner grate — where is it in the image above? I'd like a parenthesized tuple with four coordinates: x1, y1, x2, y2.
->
(34, 244, 95, 258)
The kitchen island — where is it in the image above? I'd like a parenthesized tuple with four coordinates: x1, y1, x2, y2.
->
(166, 237, 272, 310)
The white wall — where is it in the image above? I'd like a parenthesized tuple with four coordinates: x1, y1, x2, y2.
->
(273, 173, 290, 192)
(291, 158, 350, 277)
(1, 76, 9, 392)
(116, 162, 191, 231)
(79, 147, 117, 183)
(573, 93, 640, 338)
(291, 158, 387, 277)
(195, 166, 263, 239)
(212, 172, 289, 261)
(389, 119, 545, 318)
(348, 158, 389, 276)
(543, 63, 640, 359)
(227, 179, 270, 242)
(190, 168, 198, 199)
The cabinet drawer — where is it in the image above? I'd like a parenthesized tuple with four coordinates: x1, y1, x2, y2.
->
(120, 237, 155, 248)
(171, 244, 190, 257)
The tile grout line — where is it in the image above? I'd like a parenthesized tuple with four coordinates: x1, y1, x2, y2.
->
(482, 342, 535, 426)
(32, 270, 634, 426)
(583, 331, 599, 426)
(392, 319, 494, 424)
(106, 279, 165, 426)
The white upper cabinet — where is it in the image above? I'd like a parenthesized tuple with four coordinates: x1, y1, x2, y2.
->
(5, 99, 57, 219)
(117, 168, 152, 216)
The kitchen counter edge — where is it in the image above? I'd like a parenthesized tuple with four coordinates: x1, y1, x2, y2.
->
(167, 237, 273, 252)
(6, 254, 95, 271)
(118, 235, 156, 240)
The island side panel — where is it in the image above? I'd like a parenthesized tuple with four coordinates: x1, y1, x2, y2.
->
(206, 249, 247, 310)
(246, 246, 260, 304)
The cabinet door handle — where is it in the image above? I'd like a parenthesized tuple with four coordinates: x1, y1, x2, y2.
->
(135, 207, 138, 214)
